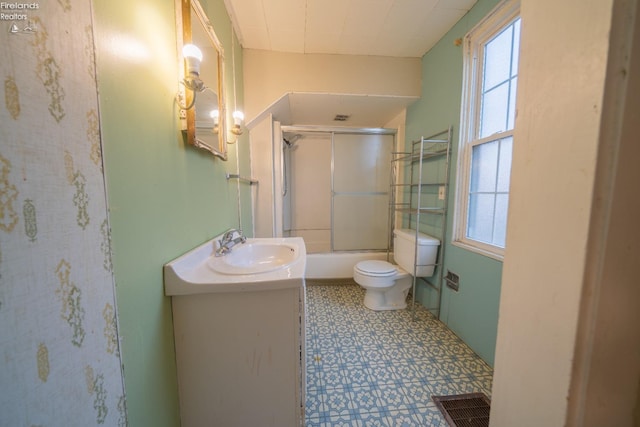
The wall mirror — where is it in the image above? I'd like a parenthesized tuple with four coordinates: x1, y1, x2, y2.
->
(177, 0, 227, 160)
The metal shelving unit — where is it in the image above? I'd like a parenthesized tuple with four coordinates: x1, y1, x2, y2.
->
(388, 127, 452, 317)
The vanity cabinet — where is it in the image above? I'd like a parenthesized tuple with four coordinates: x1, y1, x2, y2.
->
(171, 283, 305, 427)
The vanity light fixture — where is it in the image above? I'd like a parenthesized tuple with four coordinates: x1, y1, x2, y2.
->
(210, 109, 220, 133)
(178, 43, 205, 110)
(231, 110, 244, 136)
(183, 44, 203, 77)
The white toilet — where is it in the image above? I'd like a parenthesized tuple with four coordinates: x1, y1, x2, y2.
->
(353, 228, 440, 311)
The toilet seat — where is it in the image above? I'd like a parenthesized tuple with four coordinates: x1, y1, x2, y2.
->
(355, 260, 397, 277)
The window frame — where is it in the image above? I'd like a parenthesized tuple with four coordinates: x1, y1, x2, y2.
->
(453, 0, 520, 261)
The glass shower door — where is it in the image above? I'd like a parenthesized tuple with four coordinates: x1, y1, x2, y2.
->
(332, 133, 394, 251)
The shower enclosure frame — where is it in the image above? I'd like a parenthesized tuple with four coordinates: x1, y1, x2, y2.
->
(281, 125, 397, 254)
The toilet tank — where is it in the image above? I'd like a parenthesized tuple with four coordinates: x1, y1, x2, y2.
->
(393, 228, 440, 277)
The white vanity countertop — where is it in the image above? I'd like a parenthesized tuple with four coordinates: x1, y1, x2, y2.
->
(164, 237, 306, 296)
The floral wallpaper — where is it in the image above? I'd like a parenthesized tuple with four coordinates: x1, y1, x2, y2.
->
(0, 1, 126, 425)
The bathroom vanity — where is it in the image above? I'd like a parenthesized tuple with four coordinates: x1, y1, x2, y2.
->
(164, 237, 306, 427)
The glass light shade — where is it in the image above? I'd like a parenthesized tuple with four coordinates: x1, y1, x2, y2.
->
(183, 44, 203, 76)
(232, 110, 244, 126)
(182, 43, 203, 61)
(210, 109, 219, 124)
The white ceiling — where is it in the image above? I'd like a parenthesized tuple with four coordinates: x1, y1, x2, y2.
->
(223, 0, 477, 58)
(225, 0, 477, 127)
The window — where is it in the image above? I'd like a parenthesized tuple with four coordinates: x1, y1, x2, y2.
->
(454, 0, 520, 260)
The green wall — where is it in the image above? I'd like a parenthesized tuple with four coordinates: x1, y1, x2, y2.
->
(93, 0, 251, 425)
(406, 0, 503, 366)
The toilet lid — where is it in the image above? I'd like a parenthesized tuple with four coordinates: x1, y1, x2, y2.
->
(356, 260, 396, 277)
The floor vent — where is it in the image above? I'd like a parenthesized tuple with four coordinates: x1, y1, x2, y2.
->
(432, 392, 491, 427)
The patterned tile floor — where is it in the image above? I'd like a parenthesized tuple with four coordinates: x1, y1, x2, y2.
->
(304, 282, 493, 427)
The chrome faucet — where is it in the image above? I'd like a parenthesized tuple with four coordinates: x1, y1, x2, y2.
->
(215, 228, 247, 256)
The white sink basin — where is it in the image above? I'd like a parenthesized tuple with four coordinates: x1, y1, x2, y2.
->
(164, 237, 306, 295)
(208, 242, 298, 275)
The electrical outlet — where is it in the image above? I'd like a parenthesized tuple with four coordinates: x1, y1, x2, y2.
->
(438, 186, 446, 200)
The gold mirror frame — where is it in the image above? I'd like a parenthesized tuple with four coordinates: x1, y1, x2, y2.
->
(177, 0, 227, 160)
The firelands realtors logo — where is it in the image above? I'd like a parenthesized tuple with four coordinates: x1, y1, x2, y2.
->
(2, 2, 39, 34)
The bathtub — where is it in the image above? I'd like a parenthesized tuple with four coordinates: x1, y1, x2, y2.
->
(305, 252, 391, 279)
